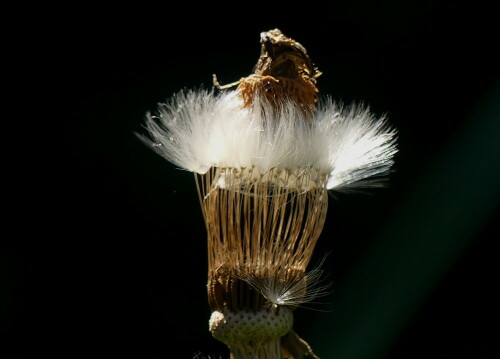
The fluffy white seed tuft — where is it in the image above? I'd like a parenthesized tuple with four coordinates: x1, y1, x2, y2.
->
(138, 89, 397, 190)
(235, 259, 332, 309)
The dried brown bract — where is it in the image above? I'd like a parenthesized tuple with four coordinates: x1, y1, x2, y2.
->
(215, 29, 322, 115)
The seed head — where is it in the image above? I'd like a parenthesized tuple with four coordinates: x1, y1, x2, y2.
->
(139, 29, 397, 359)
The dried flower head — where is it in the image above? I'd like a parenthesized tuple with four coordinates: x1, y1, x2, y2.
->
(139, 29, 397, 359)
(235, 28, 321, 113)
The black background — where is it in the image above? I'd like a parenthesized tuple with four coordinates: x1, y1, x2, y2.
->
(2, 1, 499, 358)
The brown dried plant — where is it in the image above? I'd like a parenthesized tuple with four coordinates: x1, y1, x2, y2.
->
(139, 29, 397, 359)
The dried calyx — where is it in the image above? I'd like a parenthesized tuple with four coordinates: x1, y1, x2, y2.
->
(215, 28, 321, 114)
(201, 168, 326, 359)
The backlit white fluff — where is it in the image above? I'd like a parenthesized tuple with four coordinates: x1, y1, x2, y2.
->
(236, 263, 332, 309)
(139, 89, 397, 190)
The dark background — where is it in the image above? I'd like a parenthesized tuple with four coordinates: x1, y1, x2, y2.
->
(2, 1, 499, 358)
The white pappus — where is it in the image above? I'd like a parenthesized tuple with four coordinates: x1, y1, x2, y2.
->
(138, 89, 398, 191)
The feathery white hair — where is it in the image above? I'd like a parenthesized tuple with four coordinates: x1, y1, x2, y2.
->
(139, 89, 397, 190)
